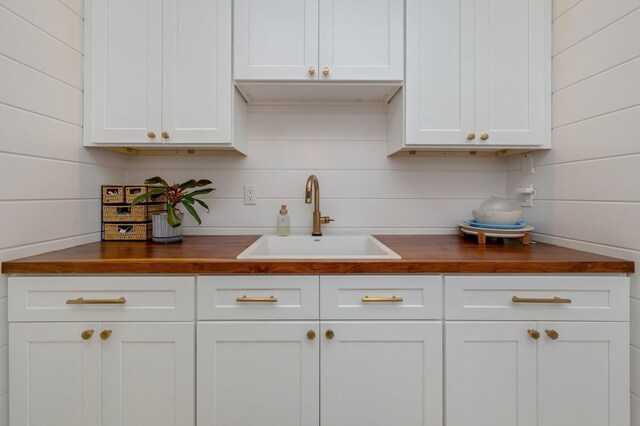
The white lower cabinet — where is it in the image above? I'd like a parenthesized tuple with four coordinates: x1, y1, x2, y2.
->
(445, 321, 630, 426)
(10, 321, 195, 426)
(197, 321, 320, 426)
(321, 321, 443, 426)
(10, 322, 103, 426)
(8, 274, 631, 425)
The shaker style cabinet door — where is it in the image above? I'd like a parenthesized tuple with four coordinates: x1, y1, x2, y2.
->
(197, 322, 320, 426)
(404, 0, 476, 145)
(101, 322, 195, 426)
(234, 0, 319, 80)
(475, 0, 551, 146)
(85, 0, 163, 144)
(537, 322, 629, 426)
(162, 0, 232, 144)
(318, 0, 404, 81)
(445, 322, 538, 426)
(321, 321, 443, 426)
(9, 323, 102, 426)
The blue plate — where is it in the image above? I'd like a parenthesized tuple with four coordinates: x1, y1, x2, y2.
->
(465, 220, 527, 230)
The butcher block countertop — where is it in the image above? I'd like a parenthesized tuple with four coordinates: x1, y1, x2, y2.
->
(1, 235, 634, 275)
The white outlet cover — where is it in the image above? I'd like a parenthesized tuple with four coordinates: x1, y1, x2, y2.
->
(244, 184, 257, 205)
(521, 154, 535, 176)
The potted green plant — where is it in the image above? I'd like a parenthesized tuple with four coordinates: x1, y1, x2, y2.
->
(130, 176, 214, 243)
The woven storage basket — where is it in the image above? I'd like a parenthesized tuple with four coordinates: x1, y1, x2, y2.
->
(102, 185, 125, 204)
(103, 223, 152, 241)
(103, 204, 165, 223)
(125, 185, 167, 204)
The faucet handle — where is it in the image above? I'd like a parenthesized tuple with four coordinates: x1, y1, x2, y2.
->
(321, 216, 335, 224)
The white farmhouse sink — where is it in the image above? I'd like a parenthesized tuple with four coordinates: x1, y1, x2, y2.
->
(237, 235, 401, 260)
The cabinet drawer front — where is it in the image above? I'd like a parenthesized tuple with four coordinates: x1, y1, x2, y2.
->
(444, 276, 629, 321)
(9, 276, 195, 322)
(320, 276, 442, 320)
(197, 276, 319, 320)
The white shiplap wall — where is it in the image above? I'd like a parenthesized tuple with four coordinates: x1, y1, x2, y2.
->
(507, 0, 640, 421)
(127, 105, 508, 235)
(0, 1, 127, 424)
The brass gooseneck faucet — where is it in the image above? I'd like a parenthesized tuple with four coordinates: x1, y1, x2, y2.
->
(305, 175, 334, 236)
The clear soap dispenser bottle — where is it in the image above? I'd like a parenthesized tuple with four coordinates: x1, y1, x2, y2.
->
(277, 204, 290, 236)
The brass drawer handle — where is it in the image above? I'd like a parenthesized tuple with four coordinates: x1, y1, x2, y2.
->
(100, 330, 112, 340)
(325, 329, 334, 340)
(362, 296, 404, 303)
(236, 295, 278, 303)
(67, 297, 127, 305)
(307, 330, 316, 340)
(512, 296, 571, 304)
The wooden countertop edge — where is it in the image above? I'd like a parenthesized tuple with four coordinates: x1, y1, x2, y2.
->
(2, 260, 634, 275)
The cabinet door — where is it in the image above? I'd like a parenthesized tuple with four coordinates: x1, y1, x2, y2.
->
(445, 322, 537, 426)
(405, 0, 476, 145)
(537, 322, 629, 426)
(85, 0, 163, 143)
(321, 321, 442, 426)
(162, 0, 232, 144)
(475, 0, 551, 146)
(234, 0, 319, 80)
(102, 322, 195, 426)
(318, 0, 403, 81)
(198, 321, 320, 426)
(10, 323, 102, 426)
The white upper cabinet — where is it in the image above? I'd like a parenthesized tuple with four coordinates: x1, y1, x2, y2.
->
(475, 0, 550, 146)
(318, 0, 404, 81)
(391, 0, 552, 152)
(234, 0, 319, 80)
(85, 0, 246, 152)
(234, 0, 403, 82)
(85, 0, 162, 144)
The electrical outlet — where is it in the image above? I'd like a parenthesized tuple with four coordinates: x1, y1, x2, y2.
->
(244, 184, 257, 205)
(521, 154, 535, 176)
(516, 185, 536, 208)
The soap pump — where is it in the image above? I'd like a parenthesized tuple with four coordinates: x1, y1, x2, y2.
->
(277, 204, 290, 236)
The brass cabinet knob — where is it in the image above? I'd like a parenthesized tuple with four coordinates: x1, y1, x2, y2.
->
(81, 329, 95, 340)
(307, 330, 316, 340)
(147, 131, 156, 139)
(100, 330, 113, 341)
(467, 133, 476, 141)
(527, 329, 540, 340)
(322, 67, 330, 76)
(308, 66, 316, 75)
(161, 131, 170, 139)
(545, 329, 559, 340)
(480, 133, 489, 141)
(325, 329, 334, 340)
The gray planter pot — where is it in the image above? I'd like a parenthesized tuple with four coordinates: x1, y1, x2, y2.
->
(152, 212, 184, 243)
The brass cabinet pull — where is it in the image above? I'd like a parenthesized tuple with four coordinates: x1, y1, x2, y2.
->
(545, 329, 559, 340)
(322, 67, 330, 76)
(236, 295, 278, 303)
(362, 296, 404, 303)
(100, 330, 112, 341)
(67, 297, 127, 305)
(527, 329, 540, 340)
(512, 296, 571, 304)
(161, 131, 170, 139)
(308, 66, 316, 75)
(81, 329, 95, 340)
(147, 131, 156, 139)
(480, 133, 489, 141)
(325, 329, 335, 340)
(467, 133, 476, 141)
(307, 330, 316, 340)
